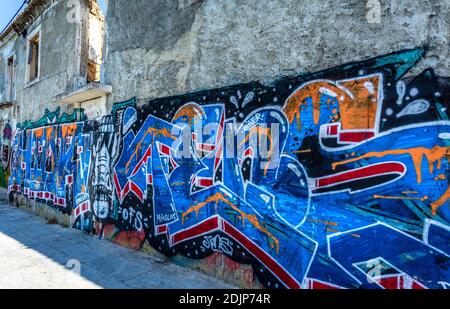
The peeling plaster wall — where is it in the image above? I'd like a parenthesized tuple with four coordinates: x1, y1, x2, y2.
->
(104, 0, 450, 109)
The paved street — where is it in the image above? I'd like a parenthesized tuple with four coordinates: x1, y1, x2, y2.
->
(0, 189, 235, 289)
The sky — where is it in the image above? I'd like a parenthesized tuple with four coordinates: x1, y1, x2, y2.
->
(0, 0, 108, 33)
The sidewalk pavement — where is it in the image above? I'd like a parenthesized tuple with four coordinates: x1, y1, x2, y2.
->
(0, 189, 235, 289)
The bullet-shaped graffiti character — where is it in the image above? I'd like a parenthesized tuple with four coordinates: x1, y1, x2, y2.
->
(90, 115, 121, 220)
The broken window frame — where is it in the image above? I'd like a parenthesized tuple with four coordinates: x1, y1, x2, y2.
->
(25, 26, 41, 85)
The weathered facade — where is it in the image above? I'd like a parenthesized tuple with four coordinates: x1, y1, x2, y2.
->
(0, 0, 106, 180)
(2, 0, 450, 289)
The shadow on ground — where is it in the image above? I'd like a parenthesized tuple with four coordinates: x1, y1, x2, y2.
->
(0, 189, 235, 289)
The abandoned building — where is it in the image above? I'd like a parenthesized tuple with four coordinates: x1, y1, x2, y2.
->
(0, 0, 106, 176)
(1, 0, 450, 289)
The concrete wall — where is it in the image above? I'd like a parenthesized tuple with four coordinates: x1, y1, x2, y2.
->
(104, 0, 450, 109)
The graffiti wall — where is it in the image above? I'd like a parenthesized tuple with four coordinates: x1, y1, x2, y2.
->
(8, 48, 450, 289)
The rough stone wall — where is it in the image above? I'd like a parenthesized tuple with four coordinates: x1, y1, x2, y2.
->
(104, 0, 450, 109)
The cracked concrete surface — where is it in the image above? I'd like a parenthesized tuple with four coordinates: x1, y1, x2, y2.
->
(0, 190, 235, 289)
